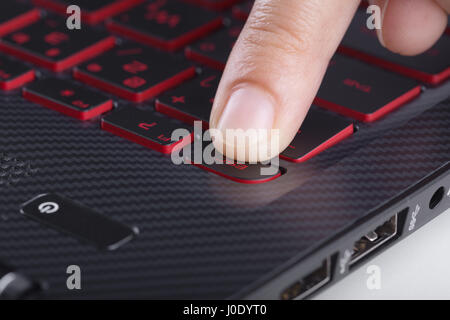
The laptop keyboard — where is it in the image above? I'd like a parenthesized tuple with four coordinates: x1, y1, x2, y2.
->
(0, 0, 449, 184)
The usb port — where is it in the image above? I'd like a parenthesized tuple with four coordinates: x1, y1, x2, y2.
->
(280, 258, 330, 300)
(350, 214, 398, 266)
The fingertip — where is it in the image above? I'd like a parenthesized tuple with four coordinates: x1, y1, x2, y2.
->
(380, 0, 447, 56)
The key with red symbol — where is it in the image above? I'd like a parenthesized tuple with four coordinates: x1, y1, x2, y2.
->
(107, 0, 223, 52)
(0, 17, 115, 72)
(23, 78, 113, 120)
(101, 106, 193, 154)
(32, 0, 142, 24)
(156, 69, 221, 126)
(280, 107, 354, 163)
(314, 54, 421, 122)
(0, 2, 40, 37)
(0, 54, 35, 91)
(186, 20, 243, 70)
(74, 44, 196, 102)
(183, 137, 283, 184)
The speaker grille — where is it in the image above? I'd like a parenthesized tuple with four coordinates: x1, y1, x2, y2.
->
(0, 153, 37, 188)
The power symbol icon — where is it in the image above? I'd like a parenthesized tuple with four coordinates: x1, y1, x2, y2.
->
(38, 202, 60, 214)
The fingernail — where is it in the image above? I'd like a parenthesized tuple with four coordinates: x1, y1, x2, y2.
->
(217, 85, 275, 132)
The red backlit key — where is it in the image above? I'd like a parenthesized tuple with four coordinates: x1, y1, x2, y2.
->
(74, 44, 195, 102)
(107, 0, 223, 52)
(101, 106, 193, 154)
(23, 78, 113, 120)
(232, 0, 253, 20)
(186, 21, 243, 70)
(185, 0, 242, 11)
(184, 139, 283, 184)
(280, 107, 354, 163)
(339, 10, 450, 85)
(190, 157, 283, 184)
(156, 69, 221, 126)
(0, 17, 115, 72)
(0, 54, 35, 91)
(32, 0, 143, 24)
(315, 54, 421, 122)
(0, 1, 40, 37)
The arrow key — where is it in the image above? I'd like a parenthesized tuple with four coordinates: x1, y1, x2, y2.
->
(101, 106, 193, 154)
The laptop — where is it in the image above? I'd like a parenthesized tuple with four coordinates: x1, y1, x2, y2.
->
(0, 0, 449, 299)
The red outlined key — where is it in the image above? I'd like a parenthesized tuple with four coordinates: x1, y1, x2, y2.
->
(0, 18, 115, 72)
(107, 0, 223, 52)
(23, 78, 113, 120)
(0, 54, 35, 91)
(156, 69, 221, 126)
(74, 44, 195, 102)
(183, 139, 283, 184)
(339, 10, 450, 85)
(101, 106, 193, 154)
(32, 0, 143, 24)
(186, 21, 242, 70)
(0, 2, 40, 37)
(280, 107, 354, 163)
(190, 157, 283, 184)
(314, 54, 422, 122)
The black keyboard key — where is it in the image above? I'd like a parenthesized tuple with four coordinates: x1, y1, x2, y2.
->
(0, 54, 35, 91)
(280, 107, 354, 163)
(0, 2, 40, 37)
(21, 193, 137, 251)
(107, 0, 223, 52)
(101, 106, 193, 154)
(315, 54, 421, 122)
(185, 0, 241, 11)
(32, 0, 143, 24)
(187, 151, 283, 184)
(0, 17, 115, 72)
(23, 78, 113, 120)
(340, 10, 450, 85)
(156, 69, 220, 126)
(186, 21, 243, 70)
(74, 44, 195, 102)
(232, 0, 253, 20)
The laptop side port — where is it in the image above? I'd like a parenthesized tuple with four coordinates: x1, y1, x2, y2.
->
(280, 258, 330, 300)
(350, 214, 398, 267)
(429, 186, 445, 210)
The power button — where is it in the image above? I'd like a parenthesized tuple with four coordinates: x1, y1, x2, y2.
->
(20, 193, 138, 250)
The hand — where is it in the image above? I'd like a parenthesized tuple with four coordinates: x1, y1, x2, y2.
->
(209, 0, 449, 162)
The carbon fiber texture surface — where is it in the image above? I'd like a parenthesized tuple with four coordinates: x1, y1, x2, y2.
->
(0, 1, 449, 299)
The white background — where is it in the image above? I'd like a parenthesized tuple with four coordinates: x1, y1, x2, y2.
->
(314, 208, 450, 299)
